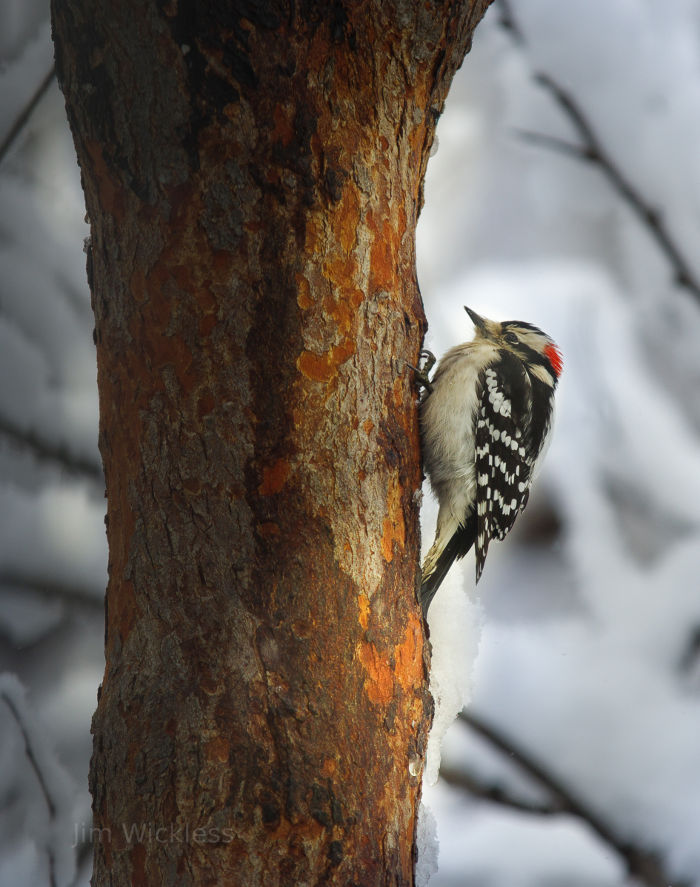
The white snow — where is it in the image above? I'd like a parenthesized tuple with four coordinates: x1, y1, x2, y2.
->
(415, 803, 440, 887)
(423, 558, 483, 787)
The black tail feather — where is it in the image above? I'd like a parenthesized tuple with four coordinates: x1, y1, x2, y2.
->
(420, 513, 477, 617)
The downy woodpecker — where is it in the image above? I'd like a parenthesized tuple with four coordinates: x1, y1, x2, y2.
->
(420, 307, 562, 615)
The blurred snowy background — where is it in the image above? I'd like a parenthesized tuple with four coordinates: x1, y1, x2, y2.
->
(3, 1, 700, 885)
(418, 2, 700, 886)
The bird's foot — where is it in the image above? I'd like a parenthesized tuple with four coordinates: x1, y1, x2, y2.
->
(407, 349, 436, 395)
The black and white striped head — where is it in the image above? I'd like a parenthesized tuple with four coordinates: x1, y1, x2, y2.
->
(465, 306, 563, 386)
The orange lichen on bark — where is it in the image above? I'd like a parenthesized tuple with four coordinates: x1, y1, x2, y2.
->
(332, 184, 360, 255)
(296, 274, 313, 310)
(368, 212, 400, 293)
(298, 339, 355, 382)
(357, 641, 394, 706)
(357, 593, 370, 630)
(320, 274, 363, 335)
(394, 618, 424, 692)
(358, 618, 422, 706)
(380, 474, 406, 562)
(258, 458, 291, 495)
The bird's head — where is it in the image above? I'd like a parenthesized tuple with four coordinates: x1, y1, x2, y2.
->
(465, 306, 563, 382)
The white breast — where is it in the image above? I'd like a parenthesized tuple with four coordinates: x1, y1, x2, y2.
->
(420, 340, 500, 530)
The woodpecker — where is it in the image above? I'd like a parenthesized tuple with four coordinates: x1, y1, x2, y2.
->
(419, 307, 562, 615)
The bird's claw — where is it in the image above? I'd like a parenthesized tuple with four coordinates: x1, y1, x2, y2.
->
(407, 349, 436, 396)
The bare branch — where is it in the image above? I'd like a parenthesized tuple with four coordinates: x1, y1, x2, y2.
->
(534, 73, 700, 299)
(495, 0, 700, 302)
(453, 710, 687, 887)
(0, 414, 103, 483)
(0, 66, 56, 166)
(2, 689, 58, 887)
(439, 762, 562, 817)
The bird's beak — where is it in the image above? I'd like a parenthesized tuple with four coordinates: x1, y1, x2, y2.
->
(464, 306, 488, 335)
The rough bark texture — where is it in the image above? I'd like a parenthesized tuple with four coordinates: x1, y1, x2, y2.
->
(52, 2, 491, 884)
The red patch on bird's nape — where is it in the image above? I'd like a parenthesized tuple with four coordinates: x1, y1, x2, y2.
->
(544, 343, 563, 377)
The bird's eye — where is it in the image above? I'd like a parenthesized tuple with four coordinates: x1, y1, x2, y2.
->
(504, 331, 519, 345)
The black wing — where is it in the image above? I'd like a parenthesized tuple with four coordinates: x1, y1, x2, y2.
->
(474, 351, 543, 581)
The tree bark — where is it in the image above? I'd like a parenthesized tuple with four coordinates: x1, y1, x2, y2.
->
(51, 2, 491, 884)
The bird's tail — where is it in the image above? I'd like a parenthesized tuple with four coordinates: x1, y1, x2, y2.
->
(420, 513, 477, 617)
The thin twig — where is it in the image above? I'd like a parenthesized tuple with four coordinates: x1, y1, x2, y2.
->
(0, 65, 56, 166)
(455, 710, 686, 887)
(495, 0, 700, 302)
(0, 414, 103, 482)
(2, 690, 58, 887)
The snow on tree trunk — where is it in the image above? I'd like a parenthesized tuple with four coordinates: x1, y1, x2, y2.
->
(51, 2, 491, 883)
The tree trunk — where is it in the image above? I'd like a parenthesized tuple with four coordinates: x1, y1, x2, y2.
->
(51, 2, 491, 884)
